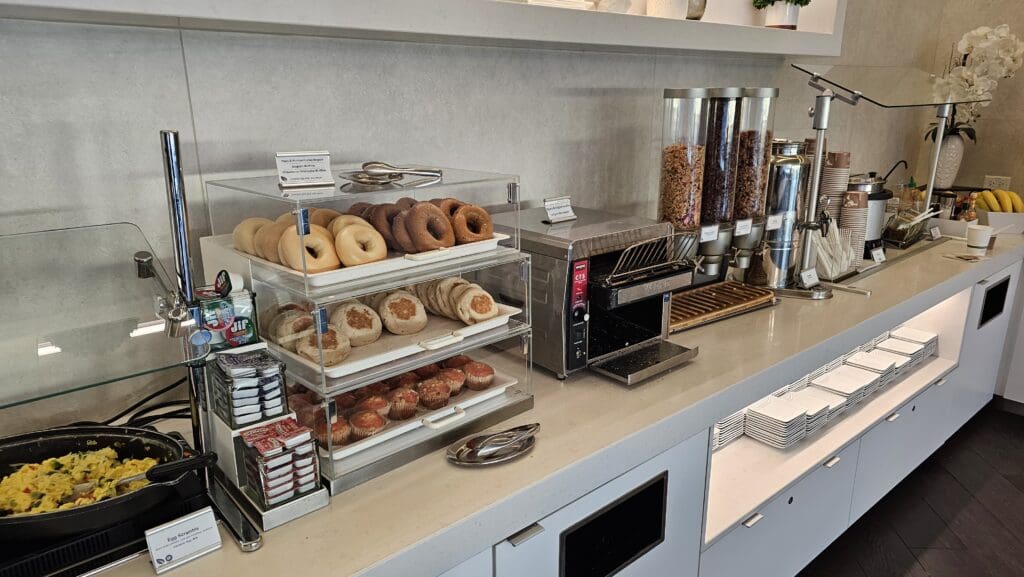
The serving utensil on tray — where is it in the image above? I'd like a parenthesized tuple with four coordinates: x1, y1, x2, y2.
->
(66, 452, 217, 503)
(447, 423, 540, 466)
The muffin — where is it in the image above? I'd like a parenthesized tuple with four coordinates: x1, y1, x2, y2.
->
(365, 381, 391, 396)
(314, 416, 351, 448)
(355, 395, 391, 418)
(463, 362, 495, 391)
(387, 388, 420, 420)
(417, 378, 451, 410)
(349, 410, 388, 441)
(438, 368, 466, 397)
(442, 355, 473, 369)
(333, 392, 357, 410)
(295, 403, 324, 429)
(386, 372, 419, 389)
(414, 363, 441, 379)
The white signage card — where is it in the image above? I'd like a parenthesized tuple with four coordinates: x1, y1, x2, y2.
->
(929, 226, 942, 241)
(276, 151, 334, 188)
(800, 268, 820, 288)
(871, 246, 887, 264)
(543, 196, 577, 224)
(766, 214, 784, 231)
(700, 224, 720, 243)
(145, 506, 222, 574)
(735, 219, 753, 237)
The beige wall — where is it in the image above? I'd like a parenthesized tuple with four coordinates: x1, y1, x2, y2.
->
(927, 2, 1024, 190)
(0, 0, 957, 430)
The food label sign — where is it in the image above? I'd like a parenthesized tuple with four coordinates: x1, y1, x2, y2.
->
(275, 151, 334, 188)
(145, 506, 222, 574)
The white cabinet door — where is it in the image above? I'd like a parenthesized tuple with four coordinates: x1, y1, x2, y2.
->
(699, 442, 860, 577)
(956, 261, 1020, 416)
(495, 430, 708, 577)
(439, 549, 492, 577)
(849, 385, 941, 522)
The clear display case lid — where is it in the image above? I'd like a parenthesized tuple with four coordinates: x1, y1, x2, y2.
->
(0, 223, 187, 409)
(206, 165, 518, 204)
(791, 64, 992, 108)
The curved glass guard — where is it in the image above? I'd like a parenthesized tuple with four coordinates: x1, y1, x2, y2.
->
(0, 223, 186, 409)
(792, 64, 992, 109)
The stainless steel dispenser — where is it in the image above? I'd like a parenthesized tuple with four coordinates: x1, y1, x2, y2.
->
(730, 87, 778, 269)
(759, 139, 810, 289)
(697, 87, 743, 277)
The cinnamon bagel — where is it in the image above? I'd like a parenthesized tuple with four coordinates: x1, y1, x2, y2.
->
(406, 202, 455, 252)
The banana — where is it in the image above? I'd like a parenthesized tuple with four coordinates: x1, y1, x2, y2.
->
(1008, 190, 1024, 213)
(982, 190, 1002, 212)
(995, 189, 1014, 212)
(976, 195, 991, 211)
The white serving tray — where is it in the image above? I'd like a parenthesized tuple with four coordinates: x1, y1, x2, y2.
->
(318, 371, 518, 461)
(208, 232, 509, 287)
(269, 304, 521, 378)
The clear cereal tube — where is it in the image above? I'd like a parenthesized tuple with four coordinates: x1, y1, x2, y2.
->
(734, 87, 778, 222)
(659, 89, 708, 231)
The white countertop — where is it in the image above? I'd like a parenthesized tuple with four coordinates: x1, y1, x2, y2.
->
(105, 236, 1024, 577)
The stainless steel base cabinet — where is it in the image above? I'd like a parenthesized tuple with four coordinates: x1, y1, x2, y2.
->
(494, 430, 708, 577)
(699, 442, 859, 577)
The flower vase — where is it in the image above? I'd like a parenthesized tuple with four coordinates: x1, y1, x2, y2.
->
(933, 134, 965, 190)
(764, 2, 800, 29)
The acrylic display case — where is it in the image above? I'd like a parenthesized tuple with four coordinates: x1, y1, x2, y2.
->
(200, 165, 533, 494)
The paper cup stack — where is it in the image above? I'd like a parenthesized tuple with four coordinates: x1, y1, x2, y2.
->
(712, 409, 745, 450)
(744, 396, 808, 449)
(820, 152, 851, 220)
(840, 190, 869, 262)
(811, 364, 880, 407)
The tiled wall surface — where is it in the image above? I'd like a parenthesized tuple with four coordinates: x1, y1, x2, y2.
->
(0, 0, 981, 428)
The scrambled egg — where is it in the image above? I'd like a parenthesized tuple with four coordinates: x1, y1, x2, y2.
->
(0, 447, 158, 516)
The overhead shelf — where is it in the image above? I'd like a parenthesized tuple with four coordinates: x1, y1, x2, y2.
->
(0, 0, 845, 57)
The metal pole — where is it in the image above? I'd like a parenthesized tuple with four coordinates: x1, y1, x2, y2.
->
(798, 92, 832, 283)
(924, 103, 954, 212)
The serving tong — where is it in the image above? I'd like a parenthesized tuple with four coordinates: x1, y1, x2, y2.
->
(64, 452, 217, 503)
(446, 423, 540, 466)
(339, 161, 443, 188)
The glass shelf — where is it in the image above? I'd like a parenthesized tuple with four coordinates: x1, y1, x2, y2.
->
(0, 223, 187, 409)
(791, 64, 992, 109)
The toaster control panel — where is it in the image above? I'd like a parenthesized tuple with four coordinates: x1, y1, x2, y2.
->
(567, 259, 589, 371)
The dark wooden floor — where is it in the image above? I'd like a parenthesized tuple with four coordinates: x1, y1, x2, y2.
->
(798, 403, 1024, 577)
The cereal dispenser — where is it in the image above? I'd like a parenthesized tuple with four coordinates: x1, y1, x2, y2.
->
(659, 88, 708, 234)
(696, 87, 742, 276)
(731, 87, 778, 269)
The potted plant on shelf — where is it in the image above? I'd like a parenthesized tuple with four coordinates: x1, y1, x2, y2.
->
(753, 0, 809, 30)
(927, 25, 1024, 189)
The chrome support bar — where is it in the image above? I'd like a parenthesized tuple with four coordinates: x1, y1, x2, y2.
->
(924, 103, 954, 212)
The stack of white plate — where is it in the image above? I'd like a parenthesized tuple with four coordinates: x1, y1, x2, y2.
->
(799, 386, 849, 422)
(875, 337, 928, 369)
(820, 165, 851, 220)
(780, 388, 830, 435)
(840, 191, 869, 261)
(811, 364, 879, 406)
(745, 396, 808, 449)
(844, 350, 896, 389)
(525, 0, 595, 8)
(858, 347, 913, 378)
(712, 410, 745, 450)
(891, 327, 939, 358)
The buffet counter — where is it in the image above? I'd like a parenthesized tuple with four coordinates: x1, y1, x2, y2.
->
(104, 236, 1024, 577)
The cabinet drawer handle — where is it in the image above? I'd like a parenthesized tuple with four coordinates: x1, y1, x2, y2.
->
(824, 456, 842, 468)
(742, 513, 764, 528)
(935, 378, 946, 387)
(886, 412, 901, 422)
(507, 522, 544, 547)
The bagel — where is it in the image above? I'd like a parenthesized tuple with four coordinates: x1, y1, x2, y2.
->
(254, 222, 291, 263)
(346, 202, 373, 216)
(330, 302, 382, 347)
(436, 277, 469, 320)
(369, 203, 402, 250)
(232, 217, 273, 255)
(454, 285, 500, 325)
(310, 208, 343, 228)
(278, 224, 341, 273)
(276, 212, 297, 225)
(433, 198, 466, 219)
(390, 209, 419, 254)
(296, 324, 352, 366)
(378, 291, 428, 335)
(406, 202, 455, 252)
(334, 224, 388, 267)
(395, 197, 418, 210)
(451, 204, 494, 244)
(329, 214, 375, 237)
